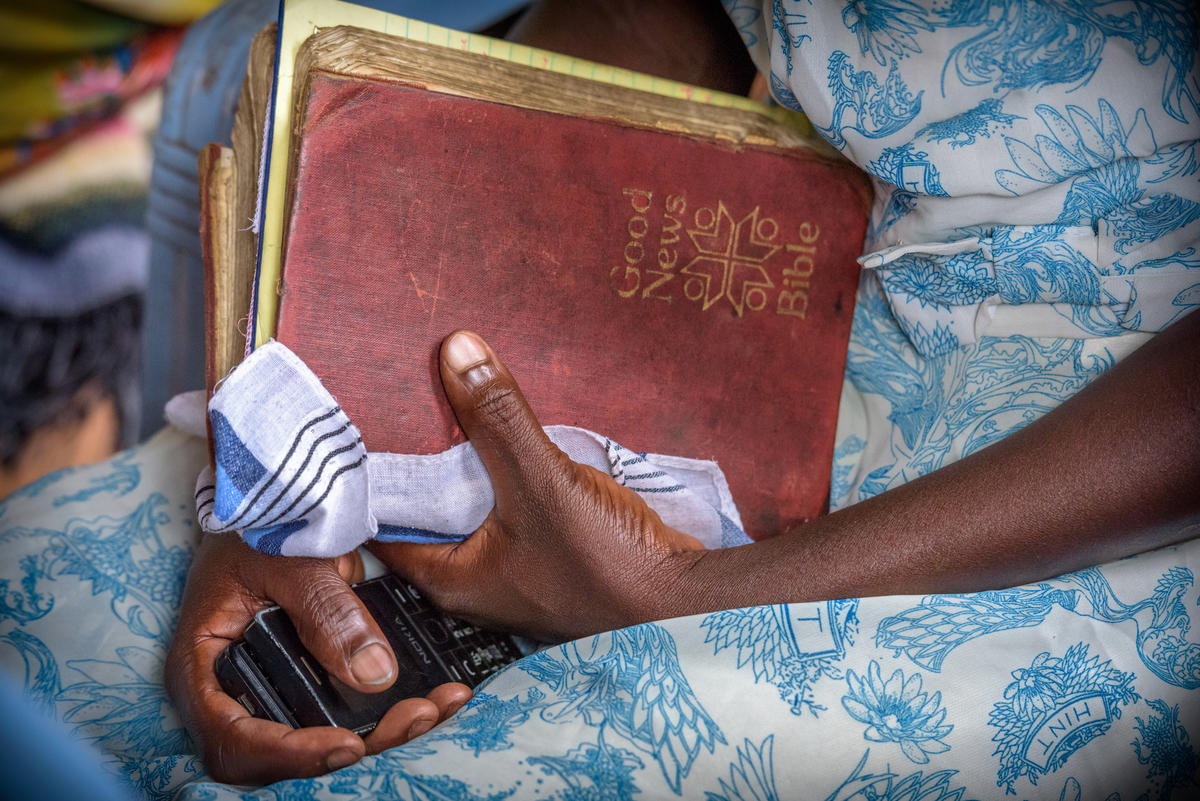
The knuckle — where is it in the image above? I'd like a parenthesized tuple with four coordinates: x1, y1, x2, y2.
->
(294, 573, 366, 648)
(430, 589, 471, 620)
(164, 635, 208, 713)
(406, 572, 454, 615)
(207, 740, 257, 786)
(206, 738, 239, 784)
(409, 567, 471, 622)
(471, 384, 522, 429)
(206, 752, 229, 783)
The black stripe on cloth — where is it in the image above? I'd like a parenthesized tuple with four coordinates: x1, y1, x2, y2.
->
(624, 471, 667, 481)
(233, 418, 353, 528)
(222, 406, 342, 527)
(293, 453, 369, 522)
(252, 437, 364, 529)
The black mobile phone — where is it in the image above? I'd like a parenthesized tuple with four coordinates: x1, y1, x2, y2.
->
(215, 573, 523, 735)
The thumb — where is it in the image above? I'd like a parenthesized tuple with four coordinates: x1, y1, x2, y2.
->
(439, 330, 567, 496)
(270, 557, 398, 694)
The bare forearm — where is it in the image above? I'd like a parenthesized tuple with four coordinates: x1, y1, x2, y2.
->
(673, 311, 1200, 612)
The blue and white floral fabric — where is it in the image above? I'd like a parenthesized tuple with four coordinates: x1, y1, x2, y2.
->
(1, 427, 1198, 800)
(1, 2, 1198, 800)
(724, 0, 1200, 503)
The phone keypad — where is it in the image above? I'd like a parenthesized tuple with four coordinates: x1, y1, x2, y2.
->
(382, 580, 522, 687)
(224, 573, 525, 735)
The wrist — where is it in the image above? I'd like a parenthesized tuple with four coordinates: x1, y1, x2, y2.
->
(644, 522, 841, 621)
(642, 545, 729, 624)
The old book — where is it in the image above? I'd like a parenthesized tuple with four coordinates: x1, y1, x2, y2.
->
(198, 141, 235, 466)
(200, 26, 278, 463)
(226, 22, 278, 379)
(264, 24, 871, 539)
(198, 26, 278, 407)
(198, 142, 236, 399)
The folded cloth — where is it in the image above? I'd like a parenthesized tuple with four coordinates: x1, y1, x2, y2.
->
(191, 341, 750, 557)
(862, 223, 1200, 358)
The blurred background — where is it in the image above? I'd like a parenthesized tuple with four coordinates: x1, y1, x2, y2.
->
(0, 0, 526, 500)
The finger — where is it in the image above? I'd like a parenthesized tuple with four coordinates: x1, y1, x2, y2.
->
(333, 549, 366, 584)
(365, 515, 496, 612)
(439, 330, 567, 490)
(362, 697, 439, 755)
(361, 683, 472, 755)
(176, 635, 365, 784)
(366, 539, 459, 592)
(426, 682, 473, 722)
(269, 559, 398, 693)
(217, 715, 365, 784)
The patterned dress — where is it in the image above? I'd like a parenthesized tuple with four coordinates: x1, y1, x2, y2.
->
(0, 3, 1197, 800)
(722, 0, 1200, 506)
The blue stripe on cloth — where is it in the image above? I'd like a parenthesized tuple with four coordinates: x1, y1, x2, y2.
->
(376, 524, 465, 544)
(213, 463, 240, 521)
(719, 511, 752, 548)
(210, 410, 267, 497)
(243, 519, 309, 555)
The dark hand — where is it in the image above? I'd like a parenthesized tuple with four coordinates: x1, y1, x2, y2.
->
(165, 534, 471, 784)
(369, 330, 704, 643)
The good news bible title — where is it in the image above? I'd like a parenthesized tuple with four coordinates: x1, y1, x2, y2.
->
(273, 27, 871, 538)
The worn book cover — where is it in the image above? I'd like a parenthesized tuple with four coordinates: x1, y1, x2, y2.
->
(272, 28, 871, 538)
(198, 141, 235, 404)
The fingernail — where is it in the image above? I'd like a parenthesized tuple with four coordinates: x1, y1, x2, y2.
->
(407, 716, 436, 741)
(325, 747, 359, 771)
(350, 643, 395, 686)
(444, 332, 488, 373)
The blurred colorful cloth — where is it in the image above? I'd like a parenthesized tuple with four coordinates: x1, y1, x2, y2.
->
(0, 0, 219, 474)
(0, 0, 219, 177)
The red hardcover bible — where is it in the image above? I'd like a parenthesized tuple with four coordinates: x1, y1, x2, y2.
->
(274, 31, 871, 539)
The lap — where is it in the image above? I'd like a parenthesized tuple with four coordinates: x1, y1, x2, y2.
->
(3, 429, 1197, 799)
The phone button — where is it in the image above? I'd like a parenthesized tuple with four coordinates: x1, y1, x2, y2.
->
(236, 693, 260, 716)
(391, 583, 423, 612)
(422, 619, 450, 644)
